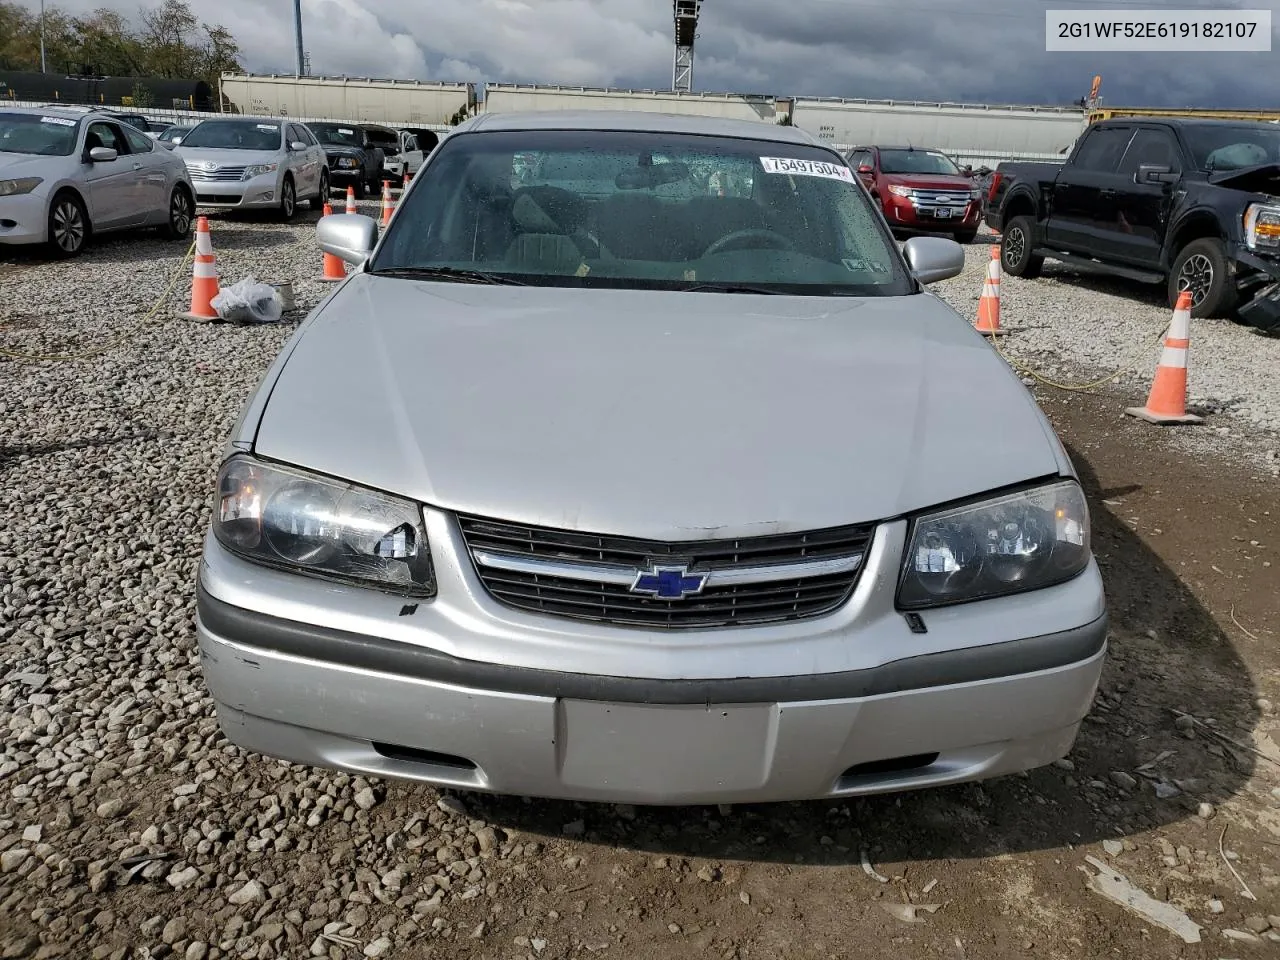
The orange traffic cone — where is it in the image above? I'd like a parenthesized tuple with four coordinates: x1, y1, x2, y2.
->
(1124, 292, 1203, 425)
(318, 202, 346, 283)
(974, 245, 1006, 335)
(380, 180, 394, 226)
(180, 216, 220, 321)
(345, 185, 357, 215)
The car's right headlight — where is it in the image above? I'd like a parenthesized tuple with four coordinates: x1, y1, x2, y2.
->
(242, 163, 278, 180)
(212, 454, 435, 597)
(897, 479, 1090, 610)
(1243, 202, 1280, 252)
(0, 177, 43, 197)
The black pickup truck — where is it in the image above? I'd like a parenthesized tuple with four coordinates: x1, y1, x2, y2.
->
(985, 117, 1280, 333)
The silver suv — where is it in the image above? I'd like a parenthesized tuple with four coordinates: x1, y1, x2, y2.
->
(174, 117, 328, 219)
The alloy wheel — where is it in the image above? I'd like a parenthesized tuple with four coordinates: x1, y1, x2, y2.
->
(52, 199, 85, 254)
(1177, 253, 1213, 307)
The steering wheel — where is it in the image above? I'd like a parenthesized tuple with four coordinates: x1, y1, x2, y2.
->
(703, 228, 797, 257)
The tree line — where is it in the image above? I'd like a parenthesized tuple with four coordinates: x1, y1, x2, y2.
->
(0, 0, 242, 84)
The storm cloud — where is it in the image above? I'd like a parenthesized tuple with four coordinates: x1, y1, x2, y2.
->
(37, 0, 1280, 108)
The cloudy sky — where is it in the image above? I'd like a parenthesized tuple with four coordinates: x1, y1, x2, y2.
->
(39, 0, 1280, 108)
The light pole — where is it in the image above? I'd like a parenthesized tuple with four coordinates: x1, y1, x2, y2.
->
(293, 0, 305, 77)
(40, 0, 47, 73)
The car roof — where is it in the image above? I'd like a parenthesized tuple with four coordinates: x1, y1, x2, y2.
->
(855, 145, 950, 152)
(453, 109, 828, 147)
(1098, 116, 1280, 130)
(4, 104, 100, 121)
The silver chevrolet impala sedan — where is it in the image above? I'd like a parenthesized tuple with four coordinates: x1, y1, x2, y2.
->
(195, 110, 1107, 806)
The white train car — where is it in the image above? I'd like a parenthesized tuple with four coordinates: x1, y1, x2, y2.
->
(789, 97, 1088, 162)
(481, 84, 779, 123)
(218, 73, 474, 126)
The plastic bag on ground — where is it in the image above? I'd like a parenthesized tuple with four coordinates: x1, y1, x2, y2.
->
(210, 276, 283, 324)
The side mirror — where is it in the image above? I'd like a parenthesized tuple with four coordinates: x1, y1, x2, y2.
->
(317, 213, 379, 266)
(857, 164, 874, 176)
(158, 140, 175, 150)
(290, 140, 308, 152)
(88, 146, 118, 162)
(902, 235, 965, 285)
(1137, 163, 1178, 185)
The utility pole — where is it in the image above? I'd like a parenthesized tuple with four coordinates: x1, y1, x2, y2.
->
(40, 0, 47, 73)
(293, 0, 305, 77)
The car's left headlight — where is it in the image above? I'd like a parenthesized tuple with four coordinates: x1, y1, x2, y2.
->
(897, 479, 1090, 609)
(0, 177, 43, 197)
(242, 163, 278, 180)
(212, 454, 435, 597)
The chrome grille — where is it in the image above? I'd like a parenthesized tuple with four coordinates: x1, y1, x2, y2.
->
(457, 514, 874, 629)
(187, 165, 247, 182)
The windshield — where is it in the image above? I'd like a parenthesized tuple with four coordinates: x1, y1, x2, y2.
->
(370, 129, 914, 297)
(158, 126, 188, 142)
(179, 120, 282, 151)
(311, 123, 363, 147)
(878, 149, 961, 176)
(0, 112, 80, 156)
(1185, 124, 1280, 171)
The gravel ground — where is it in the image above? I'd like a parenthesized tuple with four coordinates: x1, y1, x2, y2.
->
(2, 209, 1279, 960)
(933, 230, 1280, 475)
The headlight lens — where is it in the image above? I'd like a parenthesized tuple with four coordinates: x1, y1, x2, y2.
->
(243, 163, 278, 179)
(0, 177, 43, 197)
(887, 184, 913, 197)
(1243, 203, 1280, 251)
(212, 455, 435, 597)
(897, 479, 1090, 609)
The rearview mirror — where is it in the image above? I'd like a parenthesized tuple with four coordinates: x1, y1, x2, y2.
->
(1137, 163, 1178, 185)
(290, 140, 308, 152)
(317, 213, 379, 266)
(857, 164, 874, 175)
(88, 146, 118, 162)
(902, 235, 965, 285)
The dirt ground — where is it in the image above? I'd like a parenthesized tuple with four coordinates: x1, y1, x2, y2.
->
(359, 385, 1279, 960)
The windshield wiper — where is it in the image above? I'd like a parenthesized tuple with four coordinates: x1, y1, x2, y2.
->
(368, 266, 529, 285)
(678, 282, 785, 295)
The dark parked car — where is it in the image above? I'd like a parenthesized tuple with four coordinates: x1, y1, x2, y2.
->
(307, 121, 385, 199)
(985, 117, 1280, 331)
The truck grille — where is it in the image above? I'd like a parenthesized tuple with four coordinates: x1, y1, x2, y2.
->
(456, 514, 874, 629)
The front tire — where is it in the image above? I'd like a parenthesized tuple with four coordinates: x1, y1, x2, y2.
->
(1169, 237, 1237, 319)
(47, 191, 88, 258)
(309, 169, 330, 211)
(162, 185, 194, 240)
(1000, 215, 1044, 279)
(279, 176, 297, 221)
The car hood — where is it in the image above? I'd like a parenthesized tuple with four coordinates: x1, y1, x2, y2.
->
(253, 278, 1064, 538)
(883, 173, 974, 192)
(174, 147, 279, 166)
(0, 152, 63, 176)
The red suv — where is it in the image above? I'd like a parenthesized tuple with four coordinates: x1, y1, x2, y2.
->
(844, 145, 982, 244)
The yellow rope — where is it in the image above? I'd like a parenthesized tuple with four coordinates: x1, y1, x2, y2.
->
(0, 238, 196, 363)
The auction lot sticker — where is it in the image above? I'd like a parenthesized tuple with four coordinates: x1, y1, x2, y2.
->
(759, 157, 854, 182)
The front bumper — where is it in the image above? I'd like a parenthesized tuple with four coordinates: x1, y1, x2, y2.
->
(194, 511, 1108, 805)
(884, 195, 981, 232)
(1232, 248, 1280, 334)
(189, 176, 279, 209)
(0, 193, 49, 245)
